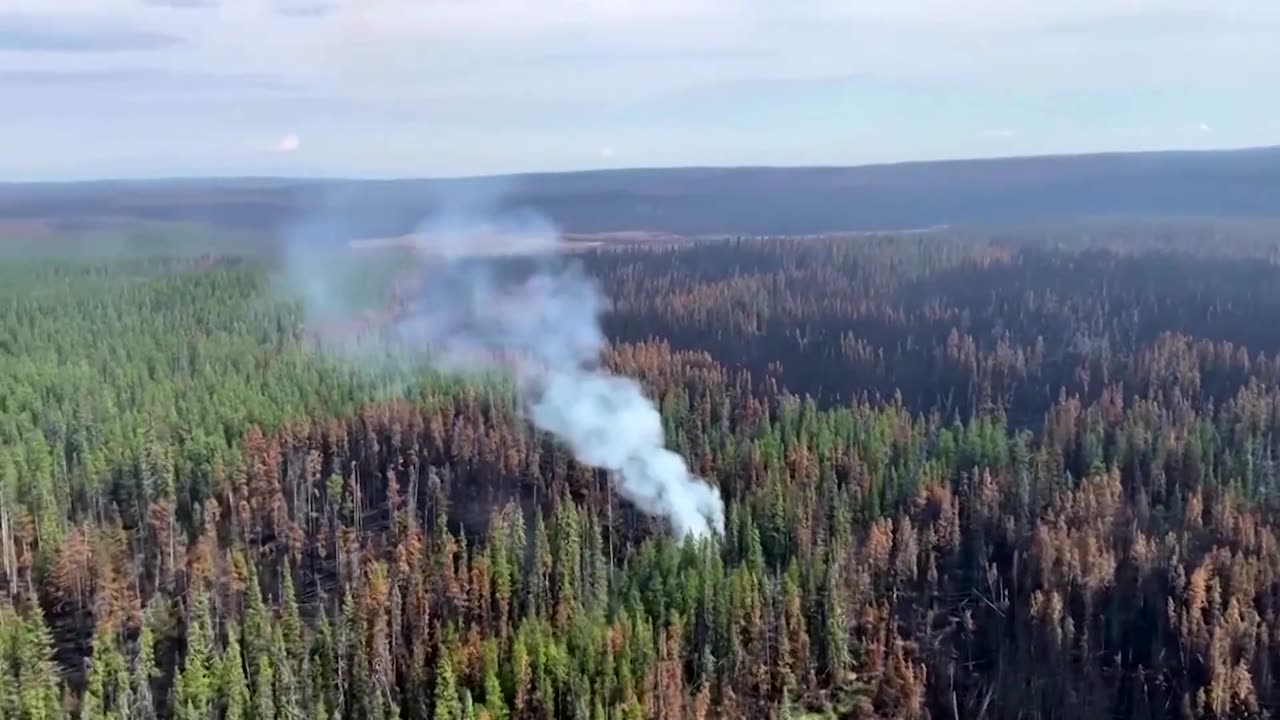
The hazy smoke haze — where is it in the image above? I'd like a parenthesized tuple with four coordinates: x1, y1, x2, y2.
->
(285, 197, 725, 538)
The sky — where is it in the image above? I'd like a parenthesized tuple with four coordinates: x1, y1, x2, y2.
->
(2, 0, 1279, 180)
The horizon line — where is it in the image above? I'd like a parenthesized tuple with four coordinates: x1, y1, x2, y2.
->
(3, 142, 1276, 187)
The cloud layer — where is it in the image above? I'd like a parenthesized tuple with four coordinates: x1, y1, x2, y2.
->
(277, 133, 301, 152)
(0, 12, 179, 51)
(2, 0, 1278, 178)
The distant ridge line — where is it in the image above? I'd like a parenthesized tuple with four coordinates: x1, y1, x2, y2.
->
(1, 145, 1278, 236)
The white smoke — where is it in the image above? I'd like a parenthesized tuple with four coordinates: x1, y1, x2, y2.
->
(318, 201, 724, 538)
(531, 372, 724, 537)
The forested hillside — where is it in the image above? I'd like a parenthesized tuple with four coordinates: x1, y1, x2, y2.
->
(4, 223, 1280, 719)
(4, 146, 1280, 235)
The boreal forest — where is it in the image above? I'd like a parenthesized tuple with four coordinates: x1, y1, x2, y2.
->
(5, 220, 1280, 720)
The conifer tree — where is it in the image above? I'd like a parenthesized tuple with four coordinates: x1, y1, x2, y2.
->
(481, 642, 508, 720)
(217, 621, 249, 720)
(16, 606, 64, 720)
(253, 655, 276, 720)
(174, 590, 215, 720)
(433, 650, 462, 720)
(130, 608, 160, 720)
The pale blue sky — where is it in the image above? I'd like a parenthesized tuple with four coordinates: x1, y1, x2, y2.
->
(2, 1, 1278, 180)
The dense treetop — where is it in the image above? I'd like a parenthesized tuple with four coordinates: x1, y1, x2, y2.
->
(3, 222, 1280, 718)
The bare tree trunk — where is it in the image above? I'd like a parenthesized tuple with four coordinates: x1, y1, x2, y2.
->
(0, 505, 15, 591)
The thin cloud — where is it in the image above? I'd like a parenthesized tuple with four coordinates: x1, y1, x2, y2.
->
(277, 2, 337, 18)
(0, 68, 298, 93)
(1199, 122, 1212, 133)
(1044, 8, 1275, 35)
(144, 0, 219, 8)
(0, 13, 180, 52)
(277, 133, 302, 152)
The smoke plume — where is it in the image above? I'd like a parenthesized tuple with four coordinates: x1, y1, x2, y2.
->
(293, 198, 724, 538)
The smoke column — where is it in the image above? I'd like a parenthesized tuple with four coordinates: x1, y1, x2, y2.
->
(318, 203, 725, 538)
